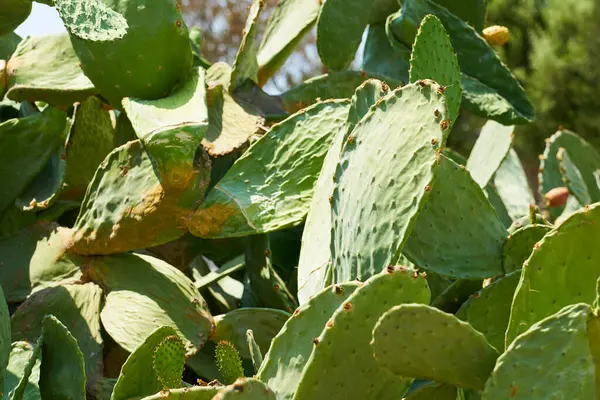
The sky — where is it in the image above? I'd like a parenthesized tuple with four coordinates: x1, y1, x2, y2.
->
(15, 3, 66, 37)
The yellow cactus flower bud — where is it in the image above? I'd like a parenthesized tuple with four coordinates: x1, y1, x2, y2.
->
(483, 25, 510, 46)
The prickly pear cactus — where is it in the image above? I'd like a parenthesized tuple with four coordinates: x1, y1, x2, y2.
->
(153, 335, 186, 390)
(215, 340, 244, 385)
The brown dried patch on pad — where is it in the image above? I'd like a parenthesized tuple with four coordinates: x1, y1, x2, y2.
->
(191, 203, 240, 237)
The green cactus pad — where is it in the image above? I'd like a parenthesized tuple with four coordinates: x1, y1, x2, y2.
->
(297, 79, 388, 304)
(15, 143, 67, 211)
(293, 267, 431, 400)
(506, 203, 600, 345)
(11, 283, 104, 388)
(215, 340, 244, 385)
(0, 106, 67, 215)
(213, 378, 276, 400)
(456, 271, 521, 352)
(63, 96, 115, 199)
(405, 382, 458, 399)
(434, 0, 488, 31)
(153, 335, 186, 390)
(0, 32, 21, 60)
(409, 15, 462, 124)
(466, 121, 514, 188)
(431, 278, 484, 314)
(316, 0, 401, 70)
(140, 386, 220, 400)
(372, 304, 499, 390)
(246, 330, 262, 373)
(403, 154, 507, 279)
(190, 99, 348, 239)
(0, 222, 83, 302)
(0, 284, 9, 392)
(388, 0, 535, 125)
(484, 303, 596, 399)
(84, 252, 214, 355)
(69, 135, 211, 254)
(502, 225, 551, 274)
(493, 148, 536, 221)
(111, 326, 179, 400)
(362, 24, 411, 85)
(279, 71, 402, 114)
(39, 315, 87, 400)
(4, 340, 42, 400)
(54, 0, 128, 41)
(257, 0, 320, 85)
(211, 308, 289, 360)
(230, 0, 263, 91)
(62, 0, 192, 108)
(331, 81, 448, 283)
(257, 283, 360, 399)
(0, 0, 31, 36)
(539, 130, 600, 218)
(5, 34, 97, 106)
(557, 147, 592, 205)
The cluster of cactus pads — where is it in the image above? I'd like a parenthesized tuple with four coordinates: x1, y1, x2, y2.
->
(2, 0, 600, 398)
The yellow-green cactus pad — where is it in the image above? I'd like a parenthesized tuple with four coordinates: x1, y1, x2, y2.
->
(4, 340, 42, 400)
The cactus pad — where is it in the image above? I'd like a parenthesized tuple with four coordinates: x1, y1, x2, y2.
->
(371, 304, 499, 390)
(0, 284, 9, 392)
(331, 81, 448, 283)
(140, 385, 220, 400)
(54, 0, 128, 41)
(409, 15, 462, 124)
(557, 147, 592, 205)
(456, 271, 521, 352)
(84, 253, 214, 355)
(484, 303, 596, 399)
(466, 121, 514, 188)
(0, 0, 31, 36)
(213, 378, 276, 400)
(493, 148, 536, 221)
(39, 315, 87, 400)
(215, 340, 244, 385)
(112, 326, 179, 400)
(5, 34, 97, 106)
(293, 267, 431, 400)
(257, 282, 360, 399)
(153, 335, 186, 390)
(190, 99, 348, 238)
(404, 154, 507, 279)
(502, 225, 551, 273)
(230, 0, 263, 91)
(506, 203, 600, 344)
(4, 340, 42, 400)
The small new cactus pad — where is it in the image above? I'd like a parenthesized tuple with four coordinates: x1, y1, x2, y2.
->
(63, 96, 115, 198)
(466, 120, 514, 188)
(493, 148, 536, 221)
(279, 71, 401, 114)
(538, 130, 600, 218)
(243, 235, 297, 312)
(292, 267, 431, 400)
(403, 154, 507, 279)
(456, 271, 521, 352)
(140, 385, 221, 399)
(4, 340, 42, 400)
(58, 0, 192, 108)
(257, 283, 360, 399)
(83, 253, 214, 355)
(212, 377, 277, 400)
(54, 0, 128, 41)
(11, 283, 104, 389)
(211, 308, 289, 360)
(483, 25, 510, 46)
(502, 225, 551, 274)
(246, 330, 263, 373)
(506, 203, 600, 345)
(409, 15, 462, 124)
(215, 341, 244, 385)
(190, 99, 349, 239)
(5, 34, 97, 106)
(388, 0, 534, 124)
(39, 315, 87, 400)
(484, 303, 596, 399)
(0, 0, 31, 36)
(0, 222, 82, 303)
(371, 304, 499, 390)
(0, 284, 9, 392)
(557, 147, 592, 205)
(153, 335, 186, 390)
(111, 326, 179, 400)
(0, 106, 67, 215)
(331, 81, 448, 283)
(297, 79, 388, 304)
(230, 0, 263, 91)
(257, 0, 320, 85)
